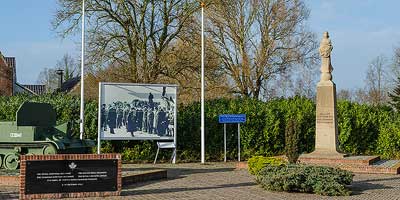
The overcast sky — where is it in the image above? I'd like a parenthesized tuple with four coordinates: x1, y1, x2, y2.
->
(0, 0, 399, 90)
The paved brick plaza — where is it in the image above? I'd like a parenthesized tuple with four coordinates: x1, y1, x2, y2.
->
(1, 162, 400, 200)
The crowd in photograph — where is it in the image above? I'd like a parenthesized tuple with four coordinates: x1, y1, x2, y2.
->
(101, 92, 175, 137)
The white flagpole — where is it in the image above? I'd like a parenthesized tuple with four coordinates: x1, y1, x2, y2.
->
(201, 2, 205, 164)
(80, 0, 85, 140)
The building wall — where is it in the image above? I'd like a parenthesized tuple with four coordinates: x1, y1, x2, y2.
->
(5, 57, 16, 94)
(0, 55, 13, 96)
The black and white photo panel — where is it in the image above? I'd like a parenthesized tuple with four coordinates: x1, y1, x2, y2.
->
(99, 83, 177, 140)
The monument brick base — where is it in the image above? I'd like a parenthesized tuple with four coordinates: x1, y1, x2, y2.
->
(300, 150, 347, 159)
(233, 155, 400, 174)
(298, 155, 400, 174)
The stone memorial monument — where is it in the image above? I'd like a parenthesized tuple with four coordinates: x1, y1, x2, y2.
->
(298, 32, 400, 175)
(303, 32, 346, 158)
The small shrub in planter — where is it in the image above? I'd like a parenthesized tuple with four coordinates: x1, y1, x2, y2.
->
(248, 156, 286, 175)
(255, 164, 353, 196)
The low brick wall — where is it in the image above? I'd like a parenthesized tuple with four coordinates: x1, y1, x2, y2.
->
(235, 162, 248, 170)
(19, 154, 121, 200)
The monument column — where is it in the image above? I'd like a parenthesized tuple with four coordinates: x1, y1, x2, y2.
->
(306, 32, 346, 158)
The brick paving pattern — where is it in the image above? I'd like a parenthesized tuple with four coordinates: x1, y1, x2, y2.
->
(1, 162, 400, 200)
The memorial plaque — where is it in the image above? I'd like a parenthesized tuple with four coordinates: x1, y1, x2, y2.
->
(25, 159, 117, 194)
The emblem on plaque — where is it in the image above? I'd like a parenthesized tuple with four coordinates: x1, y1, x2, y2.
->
(68, 162, 77, 170)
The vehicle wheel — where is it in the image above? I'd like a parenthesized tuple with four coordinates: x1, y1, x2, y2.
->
(4, 154, 19, 170)
(0, 155, 3, 168)
(42, 144, 57, 155)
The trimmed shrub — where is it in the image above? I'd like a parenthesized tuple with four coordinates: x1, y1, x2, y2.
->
(255, 165, 353, 196)
(247, 156, 286, 175)
(285, 118, 300, 163)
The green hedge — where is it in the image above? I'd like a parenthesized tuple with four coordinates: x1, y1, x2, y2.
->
(337, 101, 400, 157)
(178, 97, 316, 161)
(255, 165, 353, 196)
(0, 94, 399, 161)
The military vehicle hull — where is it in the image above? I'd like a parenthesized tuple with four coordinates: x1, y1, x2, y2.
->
(0, 102, 96, 170)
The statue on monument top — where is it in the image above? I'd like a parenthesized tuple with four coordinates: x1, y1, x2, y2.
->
(319, 32, 333, 82)
(319, 32, 333, 58)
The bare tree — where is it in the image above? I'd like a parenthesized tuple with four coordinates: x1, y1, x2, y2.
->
(353, 88, 368, 104)
(262, 71, 294, 100)
(293, 65, 318, 98)
(56, 54, 78, 81)
(53, 0, 199, 83)
(37, 54, 78, 92)
(206, 0, 318, 99)
(37, 68, 59, 92)
(337, 89, 352, 101)
(364, 55, 390, 105)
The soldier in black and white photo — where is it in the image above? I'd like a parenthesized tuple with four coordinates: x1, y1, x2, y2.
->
(166, 111, 174, 136)
(116, 105, 123, 129)
(147, 107, 154, 134)
(136, 107, 143, 131)
(122, 103, 130, 127)
(148, 92, 154, 108)
(153, 107, 160, 135)
(107, 105, 117, 134)
(157, 108, 167, 136)
(126, 107, 137, 136)
(142, 106, 148, 133)
(101, 104, 107, 131)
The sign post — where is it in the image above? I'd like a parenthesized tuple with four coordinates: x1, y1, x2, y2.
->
(238, 123, 241, 162)
(224, 123, 226, 162)
(218, 114, 246, 162)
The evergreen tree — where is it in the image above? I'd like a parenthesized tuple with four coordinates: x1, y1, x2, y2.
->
(285, 118, 300, 164)
(389, 77, 400, 110)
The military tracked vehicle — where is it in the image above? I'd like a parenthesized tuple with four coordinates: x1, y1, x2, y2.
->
(0, 102, 95, 170)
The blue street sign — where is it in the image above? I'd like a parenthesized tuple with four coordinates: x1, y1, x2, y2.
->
(218, 114, 246, 123)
